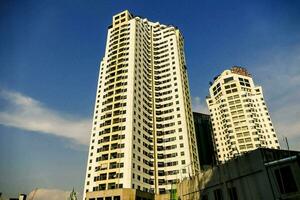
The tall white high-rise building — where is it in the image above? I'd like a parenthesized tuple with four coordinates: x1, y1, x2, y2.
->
(83, 10, 199, 200)
(206, 66, 280, 163)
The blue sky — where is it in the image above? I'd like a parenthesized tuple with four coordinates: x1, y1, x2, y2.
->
(1, 0, 300, 199)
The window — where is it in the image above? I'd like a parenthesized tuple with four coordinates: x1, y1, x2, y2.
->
(274, 166, 298, 194)
(224, 77, 233, 83)
(99, 184, 106, 190)
(108, 183, 116, 189)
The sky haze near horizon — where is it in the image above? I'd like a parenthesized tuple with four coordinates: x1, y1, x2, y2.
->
(1, 0, 300, 199)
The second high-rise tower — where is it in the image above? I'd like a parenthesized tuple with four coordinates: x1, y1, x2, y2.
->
(206, 66, 280, 163)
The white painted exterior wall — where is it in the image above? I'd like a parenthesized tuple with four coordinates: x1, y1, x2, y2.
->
(206, 67, 280, 163)
(83, 10, 199, 199)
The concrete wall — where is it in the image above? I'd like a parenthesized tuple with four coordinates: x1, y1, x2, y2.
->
(86, 188, 154, 200)
(177, 149, 300, 200)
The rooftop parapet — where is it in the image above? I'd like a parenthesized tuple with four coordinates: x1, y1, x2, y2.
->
(231, 66, 251, 77)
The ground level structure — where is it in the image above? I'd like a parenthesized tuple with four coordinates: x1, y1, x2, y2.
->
(177, 148, 300, 200)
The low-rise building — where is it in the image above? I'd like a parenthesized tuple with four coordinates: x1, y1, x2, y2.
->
(177, 148, 300, 200)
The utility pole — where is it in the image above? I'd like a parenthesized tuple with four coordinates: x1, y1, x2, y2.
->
(285, 137, 290, 151)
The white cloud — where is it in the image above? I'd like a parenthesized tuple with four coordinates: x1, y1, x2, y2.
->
(192, 96, 209, 114)
(27, 188, 71, 200)
(0, 89, 91, 146)
(252, 44, 300, 150)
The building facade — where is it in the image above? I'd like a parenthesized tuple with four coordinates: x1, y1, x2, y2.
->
(206, 66, 280, 163)
(83, 10, 199, 199)
(193, 112, 216, 170)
